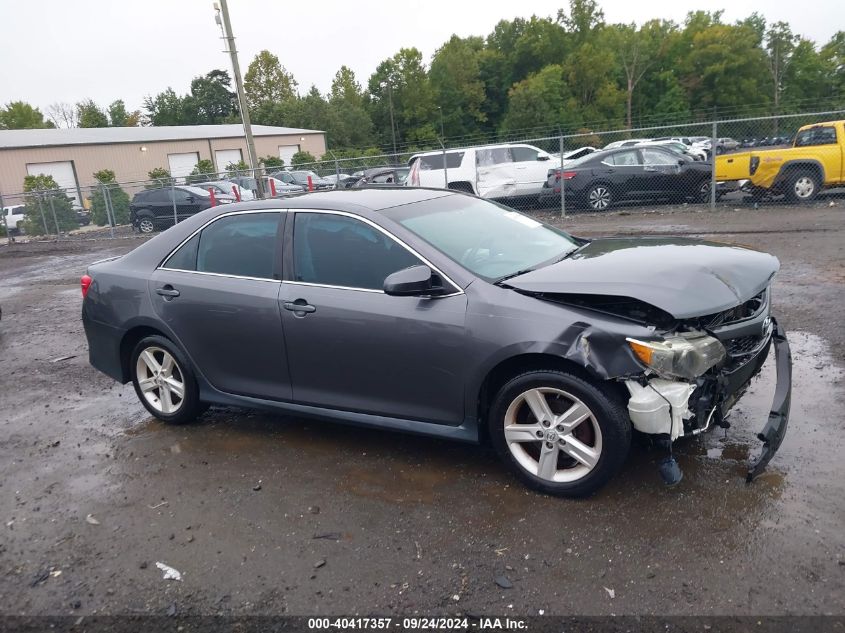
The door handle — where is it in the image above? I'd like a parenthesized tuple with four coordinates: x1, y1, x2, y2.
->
(644, 166, 657, 172)
(283, 300, 316, 314)
(155, 285, 180, 299)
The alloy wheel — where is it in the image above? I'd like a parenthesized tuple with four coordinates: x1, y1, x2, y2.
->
(138, 218, 155, 233)
(135, 346, 185, 414)
(503, 387, 603, 483)
(793, 177, 815, 199)
(588, 187, 610, 210)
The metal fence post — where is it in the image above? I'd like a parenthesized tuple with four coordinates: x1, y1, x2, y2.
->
(103, 184, 116, 238)
(36, 191, 50, 237)
(559, 133, 566, 218)
(438, 138, 448, 188)
(710, 113, 718, 210)
(171, 181, 178, 227)
(0, 192, 10, 245)
(47, 193, 62, 240)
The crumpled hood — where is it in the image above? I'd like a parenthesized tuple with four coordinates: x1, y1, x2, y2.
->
(505, 237, 779, 319)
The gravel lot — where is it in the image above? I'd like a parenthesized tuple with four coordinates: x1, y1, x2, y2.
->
(0, 202, 843, 617)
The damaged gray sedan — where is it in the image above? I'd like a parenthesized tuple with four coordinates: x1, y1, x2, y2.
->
(82, 189, 791, 497)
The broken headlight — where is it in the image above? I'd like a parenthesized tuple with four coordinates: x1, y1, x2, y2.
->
(626, 333, 726, 380)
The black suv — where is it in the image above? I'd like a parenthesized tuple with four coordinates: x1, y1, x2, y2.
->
(130, 186, 234, 233)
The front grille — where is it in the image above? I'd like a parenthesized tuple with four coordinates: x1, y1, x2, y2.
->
(700, 290, 766, 329)
(726, 335, 762, 356)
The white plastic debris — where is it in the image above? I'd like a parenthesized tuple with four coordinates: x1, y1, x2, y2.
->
(85, 514, 100, 525)
(604, 587, 615, 599)
(155, 562, 183, 581)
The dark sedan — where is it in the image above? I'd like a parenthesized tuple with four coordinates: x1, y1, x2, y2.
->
(351, 167, 410, 188)
(539, 146, 713, 211)
(82, 189, 790, 497)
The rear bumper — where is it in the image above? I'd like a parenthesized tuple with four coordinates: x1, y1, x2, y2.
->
(82, 309, 127, 383)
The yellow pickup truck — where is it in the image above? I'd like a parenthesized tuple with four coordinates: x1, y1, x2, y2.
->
(716, 120, 845, 202)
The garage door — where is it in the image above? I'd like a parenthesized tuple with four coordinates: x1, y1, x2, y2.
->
(215, 149, 243, 171)
(167, 152, 200, 179)
(26, 161, 80, 206)
(278, 145, 300, 167)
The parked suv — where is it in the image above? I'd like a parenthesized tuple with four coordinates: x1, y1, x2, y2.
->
(406, 143, 553, 203)
(130, 186, 234, 233)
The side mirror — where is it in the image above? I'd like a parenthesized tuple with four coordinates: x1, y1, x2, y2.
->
(678, 159, 686, 166)
(384, 265, 440, 297)
(537, 155, 550, 161)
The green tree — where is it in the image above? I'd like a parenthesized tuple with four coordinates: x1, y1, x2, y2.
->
(501, 65, 578, 133)
(291, 151, 316, 167)
(185, 70, 237, 124)
(429, 36, 487, 138)
(22, 174, 77, 234)
(144, 88, 186, 126)
(681, 21, 769, 116)
(368, 48, 437, 148)
(765, 21, 797, 117)
(107, 100, 140, 126)
(146, 167, 173, 188)
(327, 66, 375, 148)
(225, 160, 250, 176)
(89, 170, 131, 226)
(558, 0, 605, 45)
(820, 31, 845, 98)
(0, 101, 54, 129)
(186, 159, 217, 184)
(609, 20, 674, 128)
(77, 99, 110, 128)
(244, 50, 297, 113)
(259, 155, 284, 169)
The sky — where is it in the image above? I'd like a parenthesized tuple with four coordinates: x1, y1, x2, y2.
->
(1, 0, 843, 118)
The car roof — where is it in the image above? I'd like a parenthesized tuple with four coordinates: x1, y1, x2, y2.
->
(208, 187, 455, 213)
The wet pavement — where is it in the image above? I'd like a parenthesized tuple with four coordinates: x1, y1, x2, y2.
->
(0, 204, 843, 616)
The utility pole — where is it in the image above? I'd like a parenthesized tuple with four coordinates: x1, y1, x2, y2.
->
(215, 0, 264, 198)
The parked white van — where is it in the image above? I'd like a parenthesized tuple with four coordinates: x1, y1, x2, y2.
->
(406, 143, 555, 201)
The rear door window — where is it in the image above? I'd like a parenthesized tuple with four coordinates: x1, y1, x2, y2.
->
(511, 146, 540, 162)
(476, 147, 513, 166)
(607, 150, 641, 166)
(195, 212, 281, 279)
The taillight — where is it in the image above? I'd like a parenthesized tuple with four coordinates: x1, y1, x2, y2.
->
(81, 274, 92, 298)
(562, 171, 577, 180)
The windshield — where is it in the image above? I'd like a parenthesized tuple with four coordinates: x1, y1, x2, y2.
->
(182, 186, 212, 197)
(386, 196, 579, 281)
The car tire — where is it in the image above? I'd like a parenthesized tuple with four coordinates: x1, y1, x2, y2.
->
(131, 335, 202, 425)
(488, 370, 631, 497)
(586, 184, 613, 211)
(135, 215, 156, 235)
(696, 179, 712, 203)
(784, 169, 820, 203)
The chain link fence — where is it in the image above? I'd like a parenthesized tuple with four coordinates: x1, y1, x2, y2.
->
(2, 108, 844, 247)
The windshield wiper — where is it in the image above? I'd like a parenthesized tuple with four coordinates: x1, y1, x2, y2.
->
(494, 245, 583, 286)
(494, 266, 540, 286)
